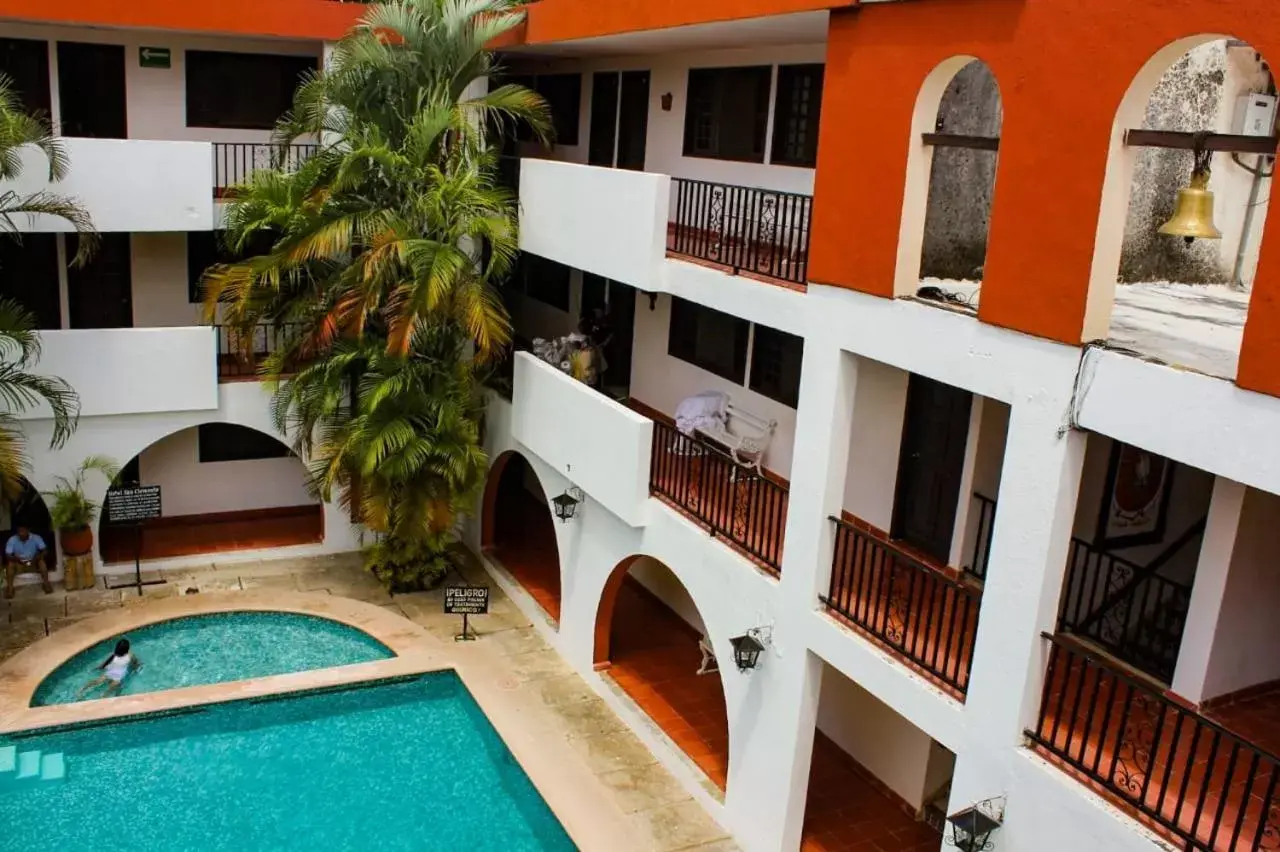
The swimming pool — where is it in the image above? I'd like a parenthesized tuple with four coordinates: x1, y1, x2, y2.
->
(33, 612, 394, 706)
(2, 673, 577, 851)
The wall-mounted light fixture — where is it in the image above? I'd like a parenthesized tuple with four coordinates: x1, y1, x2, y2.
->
(551, 486, 585, 523)
(643, 292, 658, 311)
(660, 92, 673, 112)
(946, 797, 1004, 852)
(729, 628, 767, 672)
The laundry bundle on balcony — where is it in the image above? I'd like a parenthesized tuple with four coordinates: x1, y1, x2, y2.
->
(675, 391, 728, 436)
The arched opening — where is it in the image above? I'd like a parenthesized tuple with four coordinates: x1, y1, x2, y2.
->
(1091, 36, 1276, 378)
(481, 451, 561, 622)
(919, 59, 1003, 290)
(594, 554, 730, 790)
(1, 482, 57, 592)
(99, 423, 322, 563)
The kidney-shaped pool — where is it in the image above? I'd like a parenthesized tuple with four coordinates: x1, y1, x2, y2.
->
(33, 611, 394, 706)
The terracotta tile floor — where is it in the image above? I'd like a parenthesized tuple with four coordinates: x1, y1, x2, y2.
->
(665, 222, 809, 292)
(648, 435, 788, 573)
(1032, 644, 1280, 851)
(605, 577, 730, 789)
(801, 733, 941, 852)
(99, 505, 323, 563)
(488, 486, 562, 622)
(1208, 686, 1280, 760)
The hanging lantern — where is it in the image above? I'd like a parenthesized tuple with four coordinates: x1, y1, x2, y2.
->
(1159, 140, 1223, 245)
(551, 490, 580, 523)
(946, 804, 1002, 852)
(730, 632, 764, 672)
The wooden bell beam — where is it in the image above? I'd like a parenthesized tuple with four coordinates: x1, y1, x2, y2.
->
(1124, 129, 1278, 156)
(921, 133, 1000, 151)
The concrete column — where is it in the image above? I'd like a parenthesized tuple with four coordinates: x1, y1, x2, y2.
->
(729, 340, 855, 852)
(952, 400, 1086, 803)
(321, 499, 361, 554)
(1171, 477, 1245, 704)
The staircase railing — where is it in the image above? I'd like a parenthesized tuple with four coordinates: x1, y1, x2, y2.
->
(1058, 519, 1205, 683)
(1030, 633, 1280, 851)
(669, 177, 812, 286)
(822, 517, 981, 694)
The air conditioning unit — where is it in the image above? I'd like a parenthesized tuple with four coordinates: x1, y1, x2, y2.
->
(1232, 93, 1278, 137)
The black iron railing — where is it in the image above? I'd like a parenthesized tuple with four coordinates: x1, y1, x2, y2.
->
(212, 143, 318, 195)
(1059, 537, 1194, 684)
(966, 492, 997, 582)
(822, 517, 981, 694)
(669, 177, 812, 286)
(1030, 634, 1280, 851)
(649, 420, 787, 573)
(214, 323, 304, 378)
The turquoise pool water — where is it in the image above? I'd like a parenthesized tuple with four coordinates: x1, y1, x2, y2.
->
(2, 673, 577, 851)
(33, 612, 393, 706)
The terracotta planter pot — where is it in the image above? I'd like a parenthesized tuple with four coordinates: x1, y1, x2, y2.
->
(60, 526, 94, 557)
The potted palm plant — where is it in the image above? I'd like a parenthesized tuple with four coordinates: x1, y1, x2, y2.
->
(45, 455, 120, 556)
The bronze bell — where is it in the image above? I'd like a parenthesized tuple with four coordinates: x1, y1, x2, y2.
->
(1159, 168, 1222, 244)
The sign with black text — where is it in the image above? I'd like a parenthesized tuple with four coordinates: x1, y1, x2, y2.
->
(444, 585, 490, 616)
(105, 485, 162, 525)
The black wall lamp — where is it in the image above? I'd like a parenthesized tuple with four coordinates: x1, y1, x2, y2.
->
(660, 92, 673, 112)
(551, 486, 585, 523)
(729, 627, 769, 672)
(946, 797, 1004, 852)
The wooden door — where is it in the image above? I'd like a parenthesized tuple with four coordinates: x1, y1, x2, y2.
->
(56, 42, 127, 138)
(891, 374, 973, 565)
(615, 70, 650, 170)
(68, 233, 133, 328)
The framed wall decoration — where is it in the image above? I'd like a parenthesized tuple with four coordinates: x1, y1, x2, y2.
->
(1095, 441, 1177, 549)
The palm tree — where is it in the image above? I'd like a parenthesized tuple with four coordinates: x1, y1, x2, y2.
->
(0, 299, 79, 498)
(0, 73, 97, 262)
(202, 0, 549, 590)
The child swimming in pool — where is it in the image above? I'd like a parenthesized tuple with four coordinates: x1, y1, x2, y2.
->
(76, 638, 143, 699)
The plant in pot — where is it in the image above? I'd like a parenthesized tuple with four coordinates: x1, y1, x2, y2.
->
(46, 455, 120, 557)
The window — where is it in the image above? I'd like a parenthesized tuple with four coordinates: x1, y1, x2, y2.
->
(0, 37, 50, 117)
(668, 297, 749, 383)
(524, 255, 572, 311)
(186, 50, 317, 129)
(771, 64, 824, 167)
(748, 325, 804, 407)
(187, 230, 276, 303)
(536, 73, 582, 146)
(682, 66, 771, 163)
(198, 424, 291, 463)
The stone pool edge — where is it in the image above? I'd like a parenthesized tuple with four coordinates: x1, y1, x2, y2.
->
(0, 591, 643, 852)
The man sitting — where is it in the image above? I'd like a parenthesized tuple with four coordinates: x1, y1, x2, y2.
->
(5, 524, 50, 598)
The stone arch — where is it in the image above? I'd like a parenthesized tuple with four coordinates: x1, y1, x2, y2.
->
(480, 449, 563, 622)
(95, 420, 319, 563)
(896, 55, 1003, 295)
(592, 553, 732, 789)
(1086, 34, 1274, 341)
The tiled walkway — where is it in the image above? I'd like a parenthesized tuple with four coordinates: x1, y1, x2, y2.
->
(802, 733, 941, 852)
(99, 504, 323, 563)
(0, 551, 739, 852)
(1208, 685, 1280, 759)
(488, 484, 562, 622)
(605, 577, 730, 790)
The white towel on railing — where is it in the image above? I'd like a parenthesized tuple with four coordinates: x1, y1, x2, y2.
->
(675, 391, 728, 436)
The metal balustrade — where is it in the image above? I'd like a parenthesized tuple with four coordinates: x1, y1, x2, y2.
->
(669, 177, 812, 286)
(649, 420, 787, 573)
(822, 517, 981, 694)
(1030, 634, 1280, 851)
(214, 323, 304, 379)
(212, 143, 318, 196)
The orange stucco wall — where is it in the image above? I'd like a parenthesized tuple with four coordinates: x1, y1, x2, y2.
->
(811, 0, 1280, 396)
(524, 0, 855, 45)
(0, 0, 365, 40)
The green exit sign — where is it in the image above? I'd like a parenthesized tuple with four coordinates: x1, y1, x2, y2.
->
(139, 47, 170, 69)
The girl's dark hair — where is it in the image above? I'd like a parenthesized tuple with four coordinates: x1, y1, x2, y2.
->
(114, 638, 130, 656)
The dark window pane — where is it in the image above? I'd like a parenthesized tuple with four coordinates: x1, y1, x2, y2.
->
(0, 233, 59, 329)
(525, 255, 571, 311)
(682, 66, 771, 163)
(536, 73, 582, 146)
(198, 423, 291, 463)
(186, 50, 316, 130)
(748, 324, 804, 407)
(771, 64, 824, 167)
(667, 297, 749, 383)
(0, 37, 50, 117)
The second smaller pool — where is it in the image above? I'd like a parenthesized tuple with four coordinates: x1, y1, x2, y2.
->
(33, 611, 394, 706)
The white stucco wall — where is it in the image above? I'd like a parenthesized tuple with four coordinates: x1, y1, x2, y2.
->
(137, 426, 315, 518)
(840, 356, 908, 531)
(132, 233, 204, 327)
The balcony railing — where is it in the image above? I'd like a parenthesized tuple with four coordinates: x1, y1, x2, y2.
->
(669, 177, 812, 286)
(214, 323, 304, 379)
(966, 492, 997, 582)
(212, 143, 319, 196)
(1059, 537, 1193, 684)
(649, 420, 787, 573)
(822, 517, 981, 695)
(1029, 634, 1280, 851)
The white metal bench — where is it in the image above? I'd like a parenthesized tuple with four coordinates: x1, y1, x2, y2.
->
(696, 401, 777, 475)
